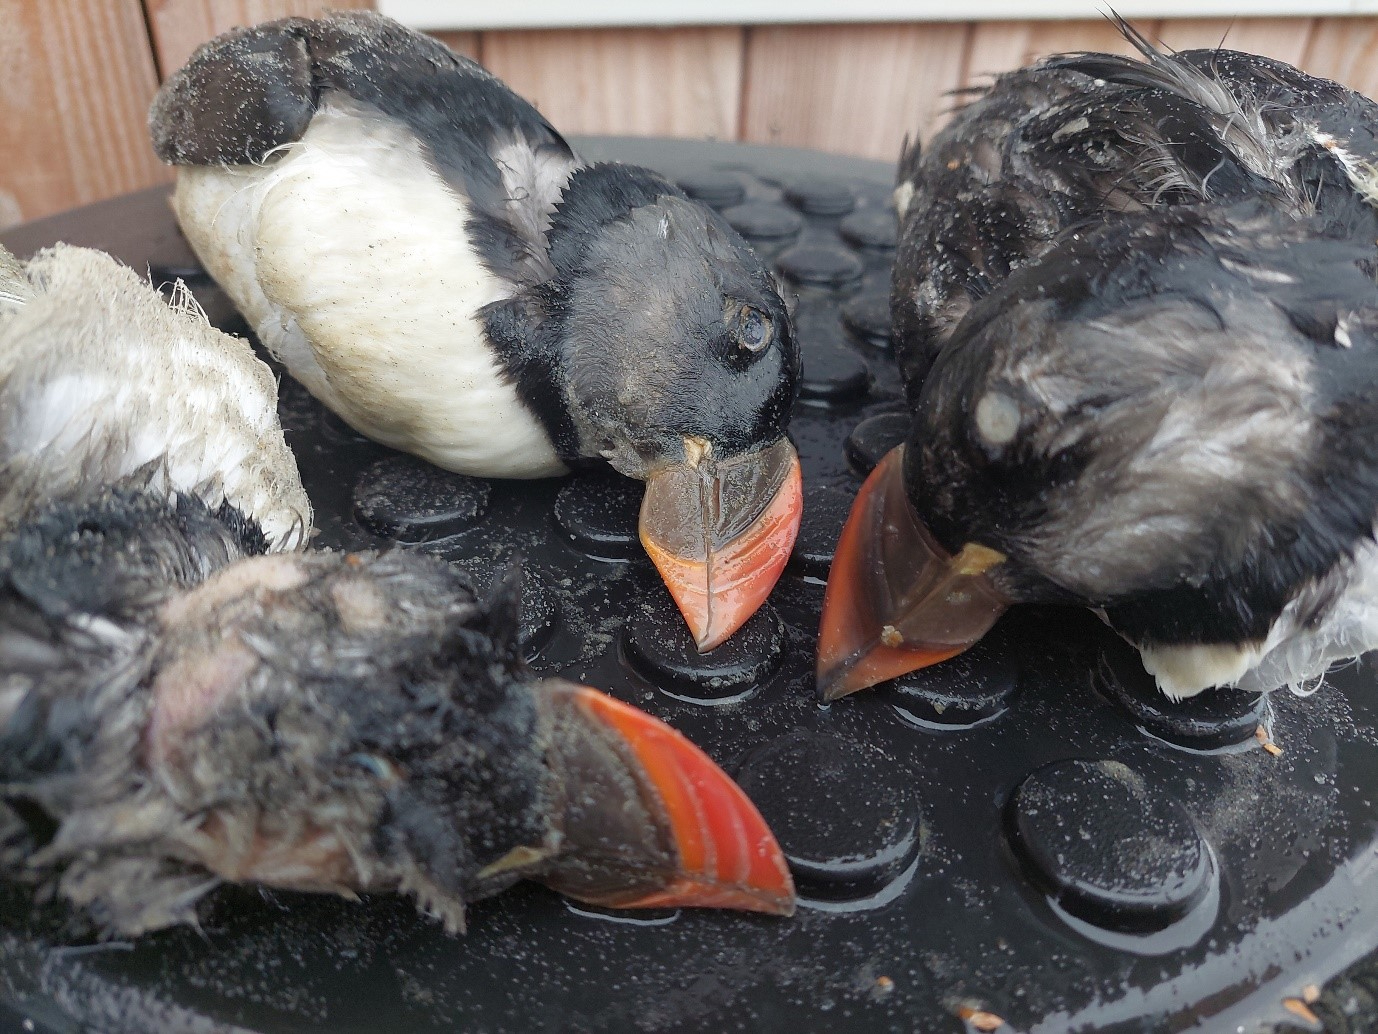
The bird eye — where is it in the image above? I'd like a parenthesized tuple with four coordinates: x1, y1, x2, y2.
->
(974, 390, 1021, 447)
(735, 305, 772, 353)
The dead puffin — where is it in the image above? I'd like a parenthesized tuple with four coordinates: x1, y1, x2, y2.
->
(818, 27, 1378, 702)
(148, 11, 802, 653)
(0, 242, 795, 935)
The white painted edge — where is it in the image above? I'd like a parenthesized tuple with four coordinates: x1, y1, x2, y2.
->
(381, 0, 1378, 30)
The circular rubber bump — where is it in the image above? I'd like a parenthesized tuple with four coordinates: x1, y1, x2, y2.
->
(352, 456, 491, 543)
(1095, 642, 1268, 751)
(1009, 760, 1213, 933)
(878, 619, 1020, 729)
(622, 589, 783, 702)
(784, 177, 857, 216)
(722, 201, 803, 242)
(845, 411, 910, 475)
(776, 245, 864, 288)
(839, 209, 898, 250)
(842, 291, 893, 345)
(516, 573, 561, 659)
(799, 329, 870, 402)
(790, 481, 857, 578)
(553, 468, 644, 561)
(677, 170, 745, 208)
(448, 562, 562, 660)
(736, 731, 920, 902)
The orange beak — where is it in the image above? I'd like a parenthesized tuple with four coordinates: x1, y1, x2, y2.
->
(540, 683, 795, 916)
(640, 438, 803, 652)
(816, 445, 1011, 701)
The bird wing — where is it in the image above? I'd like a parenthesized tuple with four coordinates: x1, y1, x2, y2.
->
(150, 10, 579, 290)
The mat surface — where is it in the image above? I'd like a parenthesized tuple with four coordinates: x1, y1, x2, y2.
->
(2, 138, 1377, 1034)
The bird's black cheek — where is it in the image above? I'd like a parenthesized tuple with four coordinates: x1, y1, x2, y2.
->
(627, 344, 795, 455)
(378, 792, 470, 892)
(756, 354, 800, 435)
(716, 350, 797, 448)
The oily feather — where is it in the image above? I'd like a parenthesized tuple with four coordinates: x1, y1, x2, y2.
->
(0, 244, 310, 548)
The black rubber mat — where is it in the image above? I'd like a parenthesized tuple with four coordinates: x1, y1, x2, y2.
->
(2, 138, 1377, 1034)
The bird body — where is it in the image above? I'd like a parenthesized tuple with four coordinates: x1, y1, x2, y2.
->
(0, 244, 310, 550)
(0, 241, 795, 935)
(819, 27, 1378, 702)
(150, 10, 803, 650)
(172, 102, 567, 478)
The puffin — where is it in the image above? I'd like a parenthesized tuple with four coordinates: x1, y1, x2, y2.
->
(817, 25, 1378, 703)
(0, 243, 311, 547)
(147, 10, 802, 653)
(0, 242, 795, 935)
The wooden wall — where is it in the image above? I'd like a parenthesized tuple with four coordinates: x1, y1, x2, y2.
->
(4, 2, 1378, 228)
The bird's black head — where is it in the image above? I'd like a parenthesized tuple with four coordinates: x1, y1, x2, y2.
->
(486, 162, 805, 651)
(522, 162, 798, 475)
(909, 206, 1378, 640)
(818, 204, 1378, 700)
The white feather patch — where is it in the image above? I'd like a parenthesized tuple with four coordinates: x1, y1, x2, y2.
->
(173, 103, 567, 480)
(0, 246, 310, 549)
(1138, 640, 1267, 701)
(1235, 541, 1378, 695)
(1130, 538, 1378, 699)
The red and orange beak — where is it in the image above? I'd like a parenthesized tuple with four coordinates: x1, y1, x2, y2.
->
(816, 445, 1011, 701)
(540, 683, 795, 916)
(640, 438, 803, 652)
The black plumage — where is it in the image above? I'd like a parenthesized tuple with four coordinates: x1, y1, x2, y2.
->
(148, 10, 804, 651)
(820, 26, 1378, 701)
(0, 242, 794, 936)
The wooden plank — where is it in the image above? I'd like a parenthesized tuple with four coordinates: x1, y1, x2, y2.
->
(1155, 17, 1315, 64)
(481, 28, 743, 139)
(1302, 17, 1378, 96)
(380, 1, 1378, 31)
(430, 31, 480, 62)
(965, 19, 1168, 90)
(0, 0, 168, 227)
(144, 0, 375, 80)
(741, 23, 970, 162)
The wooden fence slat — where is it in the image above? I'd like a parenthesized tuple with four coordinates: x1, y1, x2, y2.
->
(481, 28, 744, 140)
(1155, 18, 1315, 65)
(144, 0, 374, 81)
(10, 8, 1378, 229)
(741, 23, 970, 162)
(1303, 18, 1378, 97)
(431, 31, 481, 62)
(964, 18, 1163, 91)
(0, 0, 168, 228)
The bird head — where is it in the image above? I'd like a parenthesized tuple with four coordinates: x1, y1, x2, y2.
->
(140, 553, 794, 933)
(496, 163, 803, 651)
(819, 205, 1378, 701)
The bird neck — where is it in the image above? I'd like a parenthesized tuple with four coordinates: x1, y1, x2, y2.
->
(481, 291, 581, 461)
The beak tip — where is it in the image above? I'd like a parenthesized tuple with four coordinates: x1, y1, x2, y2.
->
(816, 671, 865, 703)
(642, 439, 803, 653)
(693, 628, 727, 654)
(569, 686, 798, 917)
